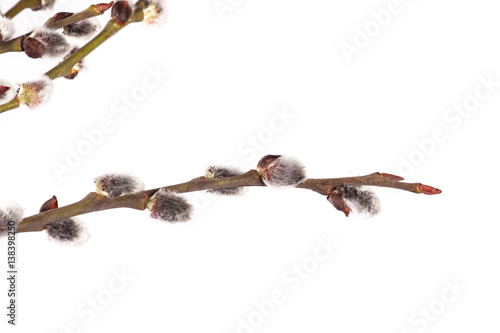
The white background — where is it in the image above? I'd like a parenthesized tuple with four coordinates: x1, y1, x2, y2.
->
(1, 0, 499, 332)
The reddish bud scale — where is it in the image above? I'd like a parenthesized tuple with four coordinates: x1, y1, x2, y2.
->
(23, 37, 44, 59)
(111, 1, 132, 26)
(40, 195, 59, 213)
(417, 184, 442, 195)
(53, 12, 73, 20)
(96, 2, 115, 13)
(327, 191, 350, 217)
(381, 173, 404, 181)
(0, 86, 11, 96)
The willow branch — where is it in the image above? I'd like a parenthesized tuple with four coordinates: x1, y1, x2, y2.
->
(4, 0, 39, 19)
(45, 9, 143, 80)
(15, 170, 440, 234)
(0, 2, 144, 115)
(0, 2, 114, 54)
(45, 2, 114, 29)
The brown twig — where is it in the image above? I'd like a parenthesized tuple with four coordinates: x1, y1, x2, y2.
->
(16, 170, 441, 234)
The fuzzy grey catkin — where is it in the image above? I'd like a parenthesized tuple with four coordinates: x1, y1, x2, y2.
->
(204, 166, 245, 195)
(64, 20, 98, 38)
(45, 218, 89, 245)
(149, 188, 193, 222)
(0, 204, 23, 237)
(258, 155, 306, 187)
(32, 28, 69, 57)
(95, 173, 144, 198)
(338, 186, 381, 217)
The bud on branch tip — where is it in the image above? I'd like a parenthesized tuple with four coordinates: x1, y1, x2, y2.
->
(417, 184, 442, 195)
(95, 2, 115, 13)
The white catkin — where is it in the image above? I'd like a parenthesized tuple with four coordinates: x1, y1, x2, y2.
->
(339, 186, 381, 218)
(149, 188, 193, 222)
(95, 173, 144, 198)
(204, 166, 246, 195)
(64, 20, 98, 38)
(32, 27, 70, 58)
(0, 16, 15, 41)
(264, 156, 306, 187)
(0, 203, 24, 238)
(46, 218, 90, 246)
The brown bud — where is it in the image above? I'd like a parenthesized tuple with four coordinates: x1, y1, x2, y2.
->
(257, 154, 280, 181)
(381, 173, 404, 181)
(111, 1, 132, 26)
(23, 37, 44, 59)
(0, 86, 11, 96)
(61, 48, 83, 80)
(257, 154, 281, 172)
(53, 12, 74, 20)
(95, 2, 115, 13)
(417, 184, 442, 195)
(327, 191, 350, 217)
(64, 67, 80, 80)
(40, 195, 59, 213)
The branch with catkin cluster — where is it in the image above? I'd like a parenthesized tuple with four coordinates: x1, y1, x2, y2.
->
(0, 0, 163, 114)
(0, 154, 442, 246)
